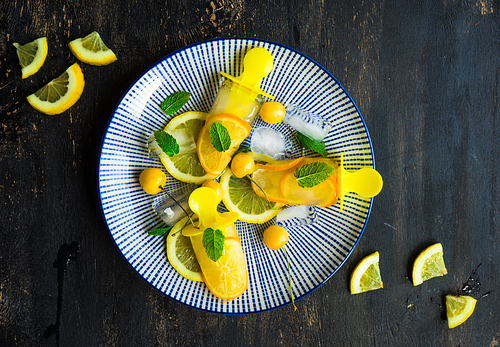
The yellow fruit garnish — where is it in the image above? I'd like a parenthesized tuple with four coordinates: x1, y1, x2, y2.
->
(26, 63, 85, 115)
(68, 31, 117, 66)
(166, 217, 202, 282)
(160, 111, 215, 184)
(446, 295, 477, 328)
(197, 113, 251, 176)
(350, 251, 383, 294)
(220, 168, 284, 224)
(13, 37, 48, 79)
(412, 243, 448, 286)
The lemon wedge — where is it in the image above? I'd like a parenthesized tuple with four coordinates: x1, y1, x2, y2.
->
(350, 251, 383, 294)
(446, 295, 477, 328)
(26, 63, 85, 115)
(68, 31, 117, 66)
(166, 217, 202, 282)
(412, 243, 447, 286)
(13, 37, 48, 79)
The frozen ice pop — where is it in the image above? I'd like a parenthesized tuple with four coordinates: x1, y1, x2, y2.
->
(209, 47, 274, 124)
(251, 154, 383, 210)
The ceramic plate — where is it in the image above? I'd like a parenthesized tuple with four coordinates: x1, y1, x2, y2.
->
(98, 38, 374, 314)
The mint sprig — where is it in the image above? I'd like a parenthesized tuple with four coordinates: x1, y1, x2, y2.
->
(148, 226, 172, 236)
(294, 161, 334, 188)
(295, 131, 328, 157)
(160, 91, 190, 115)
(202, 228, 225, 261)
(209, 122, 231, 152)
(154, 131, 179, 157)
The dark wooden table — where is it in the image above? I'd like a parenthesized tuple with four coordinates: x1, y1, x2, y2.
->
(1, 1, 499, 346)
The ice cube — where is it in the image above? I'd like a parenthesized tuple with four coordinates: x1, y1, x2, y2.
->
(250, 127, 287, 160)
(276, 205, 318, 228)
(283, 104, 332, 142)
(152, 184, 197, 226)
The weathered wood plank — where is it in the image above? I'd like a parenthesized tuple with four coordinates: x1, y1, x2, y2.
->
(1, 0, 499, 346)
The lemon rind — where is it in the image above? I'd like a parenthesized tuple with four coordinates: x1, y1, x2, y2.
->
(412, 243, 446, 286)
(160, 111, 215, 184)
(446, 295, 477, 328)
(220, 169, 284, 224)
(350, 251, 383, 294)
(166, 217, 203, 282)
(14, 37, 48, 79)
(68, 37, 117, 66)
(26, 63, 85, 115)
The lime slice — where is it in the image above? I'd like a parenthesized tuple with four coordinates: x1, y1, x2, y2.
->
(26, 63, 85, 115)
(68, 31, 117, 66)
(13, 37, 48, 79)
(412, 243, 447, 286)
(350, 251, 383, 294)
(160, 111, 215, 184)
(220, 168, 284, 224)
(446, 295, 477, 328)
(166, 217, 202, 282)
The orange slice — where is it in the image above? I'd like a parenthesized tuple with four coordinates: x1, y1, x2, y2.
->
(251, 166, 296, 204)
(191, 231, 248, 300)
(280, 172, 337, 207)
(255, 157, 304, 171)
(197, 113, 251, 176)
(251, 157, 338, 206)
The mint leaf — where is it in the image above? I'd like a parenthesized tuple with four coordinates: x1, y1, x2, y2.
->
(202, 228, 225, 261)
(160, 91, 190, 115)
(234, 145, 251, 155)
(296, 132, 328, 157)
(209, 122, 231, 152)
(154, 131, 179, 157)
(294, 161, 334, 188)
(148, 226, 172, 236)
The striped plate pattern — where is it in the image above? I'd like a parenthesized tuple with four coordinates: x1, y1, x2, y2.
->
(98, 38, 375, 314)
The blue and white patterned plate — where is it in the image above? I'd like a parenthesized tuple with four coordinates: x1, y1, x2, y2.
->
(98, 38, 375, 314)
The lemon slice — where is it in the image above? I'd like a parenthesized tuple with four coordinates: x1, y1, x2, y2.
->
(350, 251, 383, 294)
(13, 37, 48, 79)
(446, 295, 477, 328)
(412, 243, 447, 286)
(166, 217, 202, 282)
(220, 168, 284, 224)
(26, 63, 85, 115)
(160, 111, 215, 184)
(68, 31, 117, 66)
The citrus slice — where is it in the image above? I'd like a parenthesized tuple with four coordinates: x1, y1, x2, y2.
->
(160, 111, 215, 184)
(13, 37, 48, 79)
(251, 157, 338, 206)
(412, 243, 448, 286)
(191, 234, 248, 300)
(166, 217, 202, 282)
(446, 295, 477, 328)
(220, 168, 284, 223)
(26, 63, 85, 115)
(255, 157, 304, 171)
(350, 251, 383, 294)
(68, 31, 117, 66)
(280, 172, 337, 207)
(197, 113, 251, 176)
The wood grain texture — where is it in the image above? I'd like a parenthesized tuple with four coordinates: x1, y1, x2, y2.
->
(1, 0, 499, 346)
